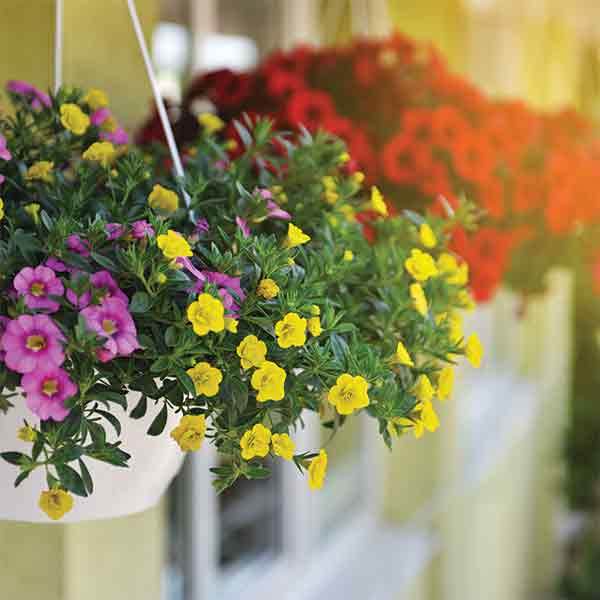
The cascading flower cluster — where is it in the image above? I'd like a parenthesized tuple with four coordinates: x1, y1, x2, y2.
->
(1, 84, 481, 521)
(138, 32, 600, 301)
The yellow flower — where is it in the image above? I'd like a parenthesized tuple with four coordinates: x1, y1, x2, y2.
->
(39, 488, 74, 521)
(287, 258, 295, 266)
(156, 273, 168, 284)
(83, 88, 109, 110)
(157, 230, 192, 259)
(370, 186, 388, 216)
(236, 335, 267, 370)
(25, 161, 54, 183)
(224, 317, 238, 333)
(310, 304, 321, 316)
(327, 373, 369, 415)
(338, 151, 351, 163)
(419, 223, 437, 248)
(465, 333, 483, 368)
(343, 249, 354, 261)
(257, 278, 279, 299)
(308, 316, 321, 337)
(224, 139, 238, 151)
(272, 433, 295, 461)
(413, 374, 434, 403)
(187, 293, 225, 336)
(251, 361, 286, 402)
(416, 400, 440, 435)
(17, 425, 37, 442)
(338, 204, 356, 222)
(0, 198, 4, 221)
(240, 423, 272, 460)
(446, 313, 463, 346)
(409, 283, 428, 316)
(322, 175, 337, 190)
(24, 203, 41, 225)
(82, 141, 115, 167)
(324, 189, 340, 204)
(405, 248, 439, 281)
(438, 253, 469, 286)
(458, 289, 476, 311)
(283, 223, 311, 248)
(308, 449, 328, 490)
(275, 312, 307, 348)
(352, 171, 365, 185)
(170, 415, 206, 452)
(60, 103, 90, 135)
(148, 184, 179, 212)
(187, 362, 223, 397)
(198, 112, 225, 134)
(394, 341, 414, 367)
(437, 367, 454, 401)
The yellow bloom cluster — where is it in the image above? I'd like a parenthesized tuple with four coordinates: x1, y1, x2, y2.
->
(308, 449, 328, 490)
(409, 283, 428, 316)
(60, 103, 90, 135)
(322, 175, 339, 204)
(187, 293, 225, 336)
(327, 373, 369, 415)
(198, 112, 225, 134)
(236, 335, 267, 370)
(157, 230, 192, 259)
(25, 161, 54, 183)
(187, 362, 223, 397)
(370, 186, 388, 216)
(275, 312, 307, 348)
(257, 278, 279, 299)
(437, 252, 469, 286)
(83, 88, 109, 110)
(82, 141, 115, 168)
(39, 488, 74, 521)
(148, 184, 179, 212)
(405, 248, 439, 281)
(283, 223, 310, 248)
(240, 424, 295, 461)
(419, 223, 437, 248)
(170, 415, 207, 452)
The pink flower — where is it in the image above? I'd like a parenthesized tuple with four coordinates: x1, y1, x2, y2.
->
(0, 135, 11, 161)
(21, 366, 77, 422)
(67, 270, 127, 309)
(67, 234, 91, 257)
(100, 128, 129, 145)
(6, 80, 51, 109)
(266, 200, 291, 221)
(13, 266, 64, 313)
(0, 316, 8, 361)
(131, 220, 155, 239)
(106, 222, 126, 240)
(194, 217, 209, 236)
(81, 298, 140, 362)
(0, 174, 5, 185)
(66, 271, 92, 309)
(46, 257, 69, 272)
(236, 216, 250, 238)
(90, 108, 111, 127)
(213, 160, 229, 170)
(0, 314, 66, 374)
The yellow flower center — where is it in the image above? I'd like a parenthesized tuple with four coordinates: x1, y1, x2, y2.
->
(26, 334, 46, 351)
(102, 319, 117, 334)
(42, 379, 59, 396)
(30, 282, 45, 297)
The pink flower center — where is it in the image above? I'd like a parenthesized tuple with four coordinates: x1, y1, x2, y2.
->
(102, 319, 117, 334)
(42, 378, 58, 396)
(30, 282, 45, 297)
(26, 334, 47, 351)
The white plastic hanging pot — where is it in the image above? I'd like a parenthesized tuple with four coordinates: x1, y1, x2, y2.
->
(0, 391, 184, 522)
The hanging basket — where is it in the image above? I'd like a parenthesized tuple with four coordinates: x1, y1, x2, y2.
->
(0, 392, 184, 523)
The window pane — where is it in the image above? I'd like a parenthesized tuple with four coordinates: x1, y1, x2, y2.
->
(218, 460, 282, 570)
(319, 415, 365, 533)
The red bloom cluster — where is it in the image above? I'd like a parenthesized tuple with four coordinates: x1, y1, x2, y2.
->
(137, 32, 600, 301)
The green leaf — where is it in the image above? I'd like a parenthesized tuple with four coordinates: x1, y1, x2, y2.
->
(91, 251, 118, 271)
(78, 459, 93, 495)
(56, 463, 87, 497)
(129, 291, 151, 313)
(147, 403, 168, 436)
(14, 470, 31, 487)
(164, 326, 179, 347)
(176, 369, 196, 397)
(95, 410, 122, 436)
(1, 452, 27, 466)
(130, 395, 147, 419)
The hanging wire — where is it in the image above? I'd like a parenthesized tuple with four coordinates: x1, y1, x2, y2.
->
(126, 0, 191, 207)
(54, 0, 63, 93)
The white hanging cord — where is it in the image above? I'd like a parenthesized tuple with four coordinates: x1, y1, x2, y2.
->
(54, 0, 63, 93)
(126, 0, 191, 207)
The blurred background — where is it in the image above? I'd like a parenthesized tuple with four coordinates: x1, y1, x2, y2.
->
(2, 1, 600, 599)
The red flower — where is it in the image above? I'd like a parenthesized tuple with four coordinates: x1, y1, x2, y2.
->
(285, 90, 337, 132)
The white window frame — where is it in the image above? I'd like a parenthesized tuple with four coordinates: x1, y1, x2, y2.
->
(181, 410, 385, 600)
